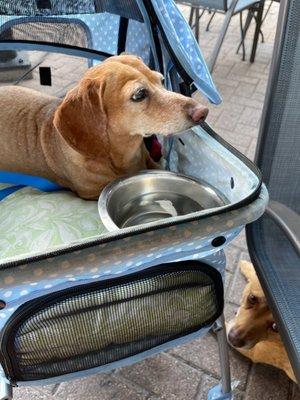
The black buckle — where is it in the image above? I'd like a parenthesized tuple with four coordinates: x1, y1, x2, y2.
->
(36, 0, 51, 10)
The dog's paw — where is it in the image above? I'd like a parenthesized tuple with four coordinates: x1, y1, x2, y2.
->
(239, 260, 255, 281)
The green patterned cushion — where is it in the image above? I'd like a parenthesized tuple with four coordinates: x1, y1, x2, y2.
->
(0, 185, 106, 259)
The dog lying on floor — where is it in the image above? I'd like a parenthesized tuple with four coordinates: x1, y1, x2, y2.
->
(0, 55, 208, 200)
(227, 260, 296, 383)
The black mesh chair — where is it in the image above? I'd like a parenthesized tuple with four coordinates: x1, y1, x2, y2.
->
(246, 0, 300, 383)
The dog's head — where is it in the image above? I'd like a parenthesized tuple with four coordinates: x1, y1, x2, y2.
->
(227, 261, 279, 350)
(53, 55, 208, 157)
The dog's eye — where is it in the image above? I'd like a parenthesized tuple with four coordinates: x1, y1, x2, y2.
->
(271, 322, 278, 332)
(131, 88, 148, 102)
(248, 294, 257, 305)
(161, 76, 165, 85)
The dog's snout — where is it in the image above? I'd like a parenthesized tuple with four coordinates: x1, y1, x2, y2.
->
(189, 105, 209, 123)
(228, 328, 246, 348)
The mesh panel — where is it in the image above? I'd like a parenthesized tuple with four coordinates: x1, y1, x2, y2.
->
(0, 14, 148, 61)
(94, 0, 143, 21)
(0, 20, 90, 49)
(0, 1, 96, 16)
(0, 3, 148, 70)
(0, 0, 142, 20)
(246, 0, 300, 382)
(5, 263, 223, 381)
(256, 0, 300, 212)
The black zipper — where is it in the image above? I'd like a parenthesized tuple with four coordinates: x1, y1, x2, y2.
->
(1, 260, 223, 382)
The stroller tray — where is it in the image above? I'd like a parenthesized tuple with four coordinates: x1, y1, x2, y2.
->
(0, 125, 264, 266)
(0, 125, 265, 266)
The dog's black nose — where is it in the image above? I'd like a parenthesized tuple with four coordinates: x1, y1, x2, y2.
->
(228, 328, 246, 348)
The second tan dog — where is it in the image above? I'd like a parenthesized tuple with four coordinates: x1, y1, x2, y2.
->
(0, 55, 208, 199)
(227, 260, 296, 382)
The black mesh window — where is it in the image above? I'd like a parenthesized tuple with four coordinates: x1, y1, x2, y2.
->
(0, 1, 96, 16)
(0, 20, 91, 49)
(2, 261, 223, 382)
(0, 2, 147, 69)
(0, 0, 142, 20)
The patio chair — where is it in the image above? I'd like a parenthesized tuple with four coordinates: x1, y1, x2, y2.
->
(260, 0, 280, 28)
(177, 0, 265, 71)
(246, 0, 300, 383)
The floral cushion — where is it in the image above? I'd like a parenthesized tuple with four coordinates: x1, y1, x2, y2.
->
(0, 185, 106, 259)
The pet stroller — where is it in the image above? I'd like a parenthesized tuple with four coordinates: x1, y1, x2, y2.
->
(0, 1, 268, 399)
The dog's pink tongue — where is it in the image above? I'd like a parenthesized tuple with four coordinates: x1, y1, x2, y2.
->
(190, 105, 209, 123)
(149, 136, 162, 162)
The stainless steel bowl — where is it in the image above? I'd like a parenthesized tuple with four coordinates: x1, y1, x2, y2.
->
(98, 170, 228, 231)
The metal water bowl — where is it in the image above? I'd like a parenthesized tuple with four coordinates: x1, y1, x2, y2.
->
(98, 170, 228, 231)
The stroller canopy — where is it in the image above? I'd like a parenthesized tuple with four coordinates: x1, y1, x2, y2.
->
(0, 0, 221, 104)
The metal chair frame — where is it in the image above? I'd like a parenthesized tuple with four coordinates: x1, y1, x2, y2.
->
(178, 0, 266, 71)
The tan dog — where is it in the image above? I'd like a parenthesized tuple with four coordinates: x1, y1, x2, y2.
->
(227, 260, 296, 383)
(0, 55, 208, 199)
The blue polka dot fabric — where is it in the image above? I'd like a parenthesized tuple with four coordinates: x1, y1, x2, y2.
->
(137, 0, 221, 103)
(0, 182, 268, 324)
(0, 0, 221, 103)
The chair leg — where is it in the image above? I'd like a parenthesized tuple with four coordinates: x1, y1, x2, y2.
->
(189, 7, 195, 27)
(216, 316, 232, 395)
(190, 7, 206, 40)
(238, 12, 246, 61)
(260, 28, 265, 43)
(251, 0, 272, 47)
(253, 13, 265, 43)
(208, 315, 232, 400)
(206, 11, 216, 32)
(208, 0, 239, 73)
(195, 7, 200, 42)
(261, 0, 274, 26)
(236, 10, 254, 59)
(250, 0, 265, 63)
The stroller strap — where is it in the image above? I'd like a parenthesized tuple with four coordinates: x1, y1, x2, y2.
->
(0, 171, 65, 201)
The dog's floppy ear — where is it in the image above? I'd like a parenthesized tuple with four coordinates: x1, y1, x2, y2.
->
(53, 79, 108, 158)
(239, 260, 256, 282)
